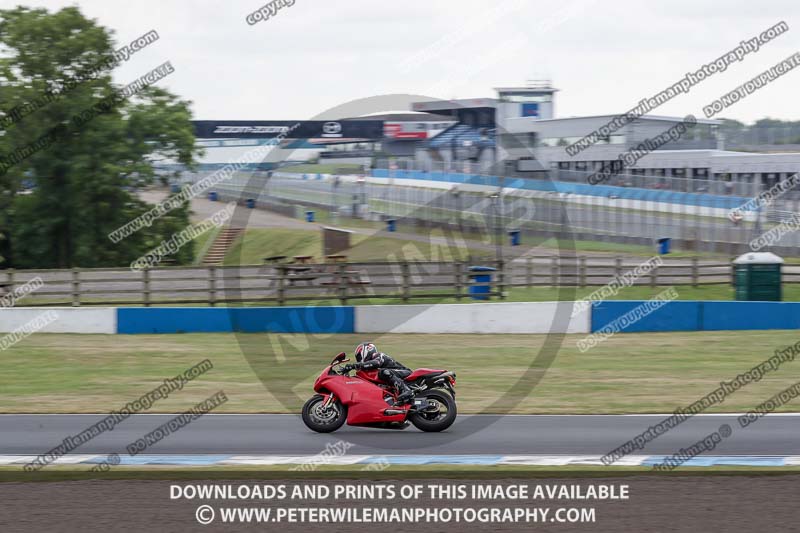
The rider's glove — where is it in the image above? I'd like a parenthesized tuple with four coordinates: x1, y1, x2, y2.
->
(341, 364, 354, 373)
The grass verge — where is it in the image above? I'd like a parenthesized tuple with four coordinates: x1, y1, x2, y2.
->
(2, 330, 800, 414)
(223, 228, 473, 265)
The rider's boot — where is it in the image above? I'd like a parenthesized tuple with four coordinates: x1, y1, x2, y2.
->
(395, 381, 414, 403)
(393, 378, 414, 404)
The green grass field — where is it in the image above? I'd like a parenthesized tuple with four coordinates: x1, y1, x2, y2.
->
(74, 284, 792, 307)
(3, 330, 800, 414)
(191, 224, 219, 264)
(24, 283, 791, 308)
(223, 228, 473, 265)
(501, 283, 800, 302)
(269, 207, 735, 259)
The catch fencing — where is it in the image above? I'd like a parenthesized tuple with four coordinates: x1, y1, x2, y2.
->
(176, 162, 800, 256)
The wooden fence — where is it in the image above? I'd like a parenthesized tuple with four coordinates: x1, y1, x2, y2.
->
(0, 257, 791, 307)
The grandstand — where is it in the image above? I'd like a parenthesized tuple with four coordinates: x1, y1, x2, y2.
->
(427, 124, 495, 151)
(173, 80, 800, 248)
(158, 81, 796, 257)
(185, 80, 799, 193)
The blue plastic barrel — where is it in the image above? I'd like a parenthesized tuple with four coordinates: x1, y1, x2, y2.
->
(508, 229, 521, 246)
(208, 191, 218, 202)
(170, 184, 179, 194)
(387, 219, 397, 232)
(305, 211, 315, 222)
(658, 237, 671, 254)
(468, 266, 497, 300)
(246, 198, 255, 209)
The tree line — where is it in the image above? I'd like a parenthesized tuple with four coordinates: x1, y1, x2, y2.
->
(0, 6, 201, 269)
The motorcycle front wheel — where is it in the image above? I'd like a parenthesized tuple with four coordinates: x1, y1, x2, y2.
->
(302, 394, 348, 433)
(408, 389, 457, 432)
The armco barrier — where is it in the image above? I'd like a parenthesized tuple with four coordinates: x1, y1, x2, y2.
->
(116, 307, 355, 334)
(591, 300, 800, 333)
(0, 307, 116, 334)
(355, 302, 590, 334)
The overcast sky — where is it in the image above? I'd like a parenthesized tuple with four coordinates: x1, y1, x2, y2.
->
(4, 0, 799, 123)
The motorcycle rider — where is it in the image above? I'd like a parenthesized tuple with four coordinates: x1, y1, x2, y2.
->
(342, 342, 414, 403)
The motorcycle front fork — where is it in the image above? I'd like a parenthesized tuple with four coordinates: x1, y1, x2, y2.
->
(322, 393, 335, 410)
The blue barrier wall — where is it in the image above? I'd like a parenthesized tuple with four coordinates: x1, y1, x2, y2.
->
(591, 300, 800, 333)
(702, 301, 800, 331)
(117, 307, 355, 334)
(111, 301, 800, 334)
(591, 301, 702, 333)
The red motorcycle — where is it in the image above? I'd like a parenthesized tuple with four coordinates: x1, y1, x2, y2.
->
(301, 352, 457, 433)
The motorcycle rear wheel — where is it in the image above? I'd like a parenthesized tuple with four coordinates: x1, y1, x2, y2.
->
(408, 389, 457, 432)
(302, 394, 347, 433)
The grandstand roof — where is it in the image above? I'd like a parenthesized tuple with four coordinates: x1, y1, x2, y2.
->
(522, 114, 721, 125)
(343, 112, 454, 122)
(494, 86, 559, 93)
(412, 99, 498, 112)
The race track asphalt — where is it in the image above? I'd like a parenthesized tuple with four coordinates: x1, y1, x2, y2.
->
(0, 414, 796, 456)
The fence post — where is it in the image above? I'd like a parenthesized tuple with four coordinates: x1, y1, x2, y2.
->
(550, 256, 558, 287)
(691, 257, 698, 287)
(615, 256, 622, 280)
(338, 263, 348, 305)
(401, 262, 410, 302)
(208, 266, 216, 307)
(142, 268, 150, 307)
(454, 261, 463, 300)
(579, 256, 586, 287)
(6, 268, 14, 298)
(277, 265, 286, 306)
(71, 268, 80, 307)
(497, 259, 505, 300)
(650, 265, 658, 288)
(526, 257, 533, 287)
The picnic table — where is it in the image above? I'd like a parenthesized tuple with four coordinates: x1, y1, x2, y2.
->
(264, 255, 288, 264)
(325, 254, 348, 263)
(276, 264, 318, 286)
(293, 255, 314, 264)
(321, 269, 372, 294)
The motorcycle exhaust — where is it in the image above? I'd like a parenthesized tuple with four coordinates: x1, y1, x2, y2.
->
(383, 409, 407, 416)
(433, 371, 455, 384)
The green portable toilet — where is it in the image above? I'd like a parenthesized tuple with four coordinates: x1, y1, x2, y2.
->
(732, 252, 783, 301)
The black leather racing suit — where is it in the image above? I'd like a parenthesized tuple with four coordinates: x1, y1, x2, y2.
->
(361, 352, 412, 398)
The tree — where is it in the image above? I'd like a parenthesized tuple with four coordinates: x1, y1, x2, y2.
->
(0, 6, 201, 268)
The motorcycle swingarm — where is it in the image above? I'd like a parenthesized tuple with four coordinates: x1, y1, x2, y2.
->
(410, 398, 439, 412)
(384, 398, 437, 416)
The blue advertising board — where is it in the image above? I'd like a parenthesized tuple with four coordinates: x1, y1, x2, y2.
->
(521, 103, 539, 117)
